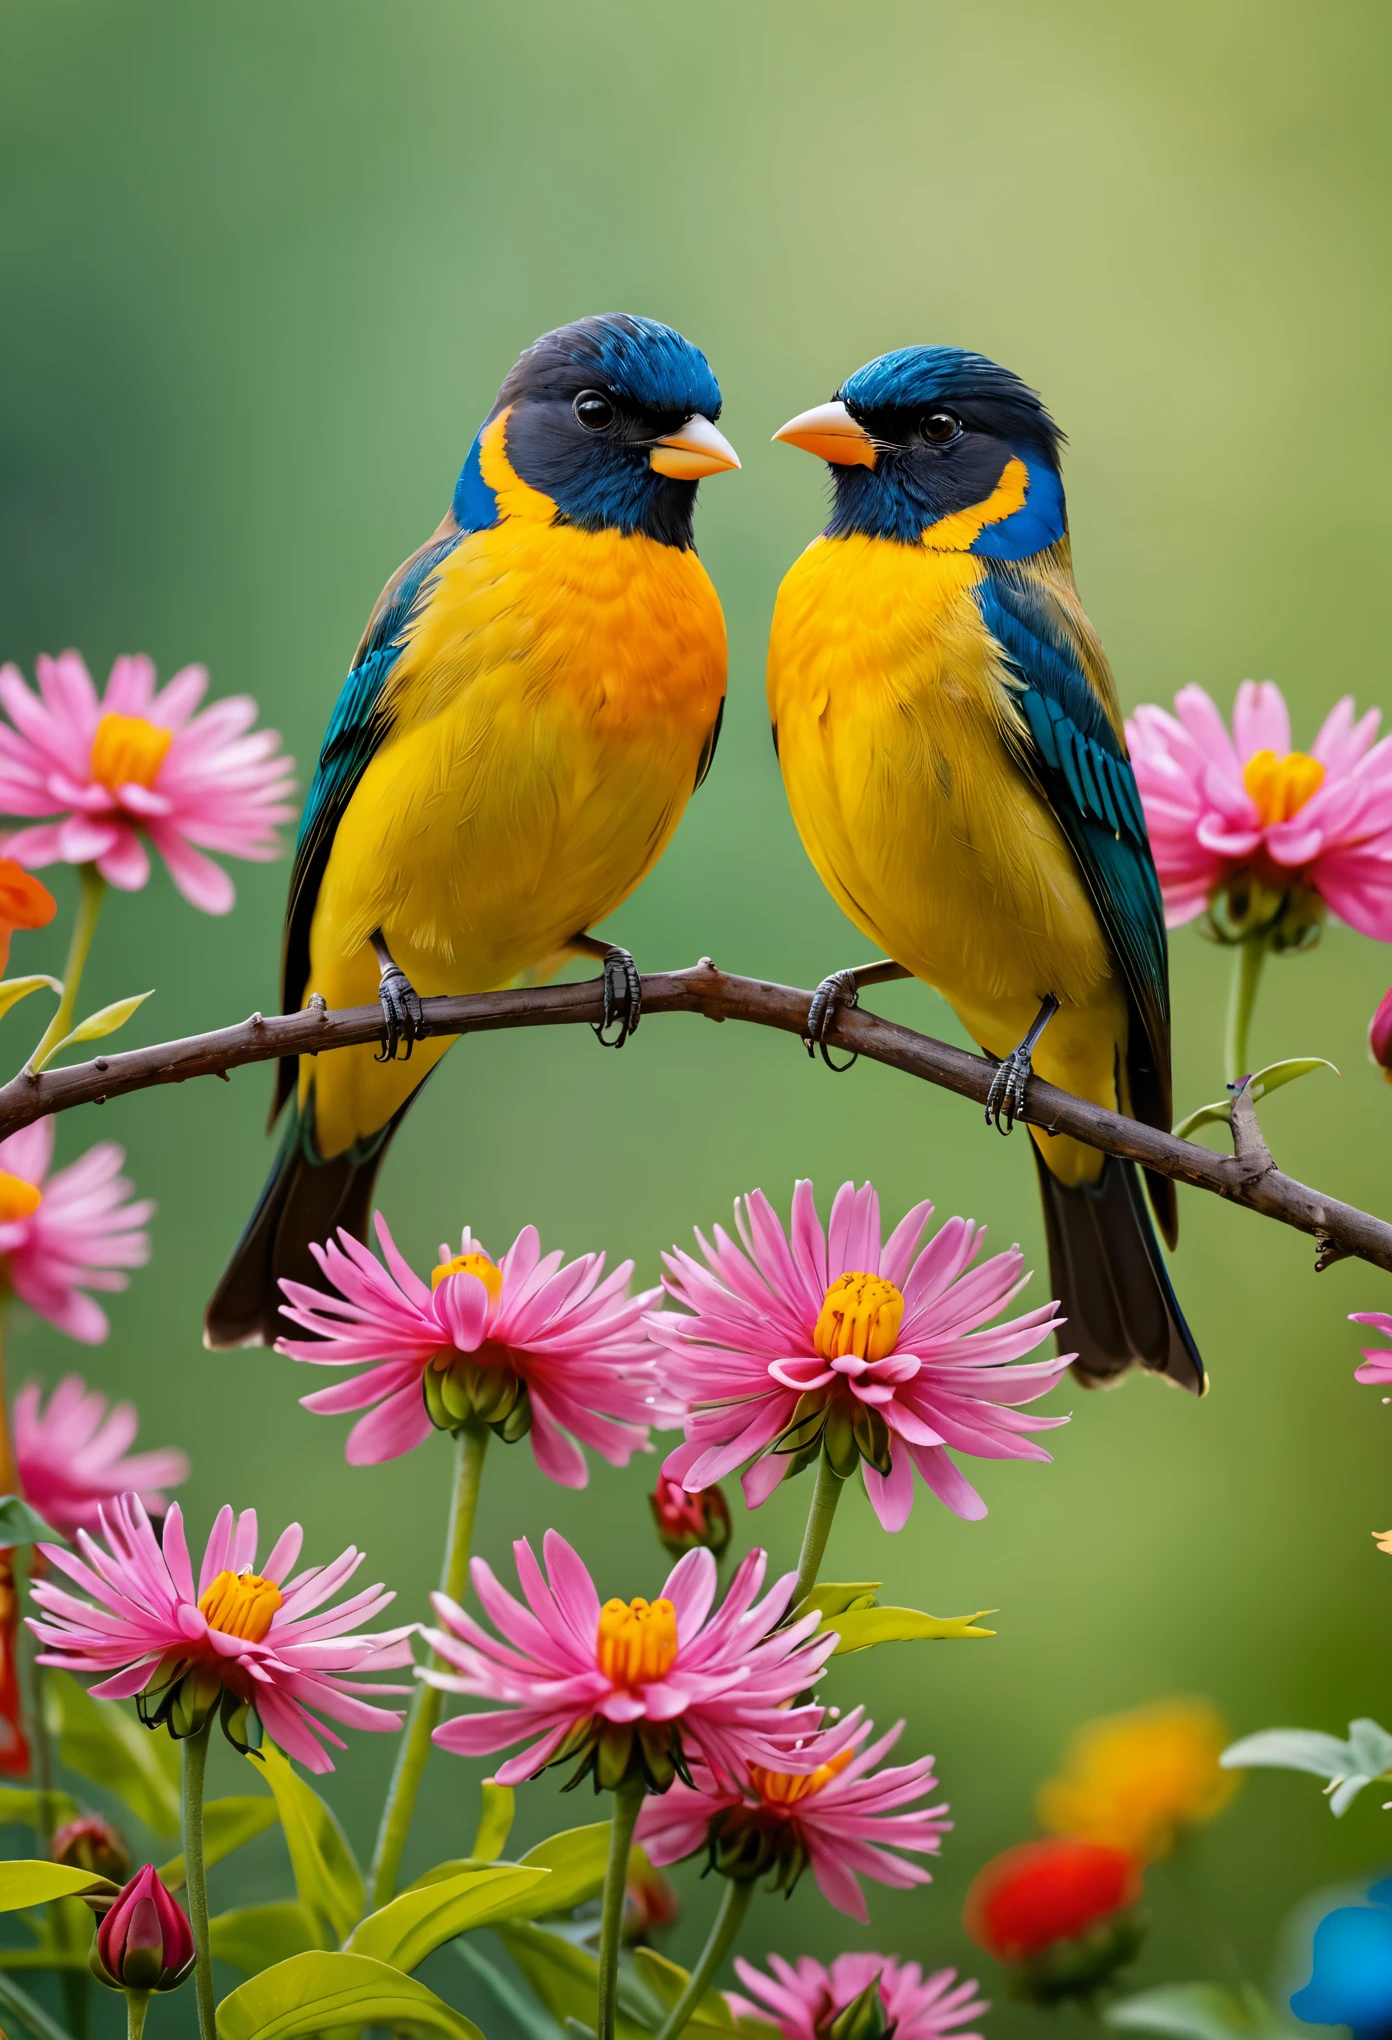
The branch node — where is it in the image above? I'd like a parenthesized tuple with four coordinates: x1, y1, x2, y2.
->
(1227, 1079, 1275, 1183)
(94, 1058, 108, 1072)
(308, 993, 327, 1019)
(1315, 1231, 1351, 1272)
(249, 1012, 264, 1028)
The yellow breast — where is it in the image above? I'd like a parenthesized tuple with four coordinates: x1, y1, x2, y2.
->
(767, 533, 1119, 1061)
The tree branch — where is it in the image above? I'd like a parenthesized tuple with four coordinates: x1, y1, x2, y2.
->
(0, 957, 1386, 1273)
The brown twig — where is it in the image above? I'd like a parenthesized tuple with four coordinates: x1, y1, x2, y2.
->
(0, 958, 1387, 1273)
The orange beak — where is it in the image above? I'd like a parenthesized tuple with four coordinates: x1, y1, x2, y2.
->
(773, 400, 876, 468)
(649, 415, 741, 481)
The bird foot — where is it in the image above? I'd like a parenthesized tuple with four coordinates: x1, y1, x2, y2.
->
(985, 1047, 1036, 1133)
(592, 946, 641, 1048)
(375, 964, 424, 1062)
(805, 970, 860, 1072)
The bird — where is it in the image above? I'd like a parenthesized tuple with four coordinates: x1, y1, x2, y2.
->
(205, 313, 738, 1348)
(767, 345, 1202, 1393)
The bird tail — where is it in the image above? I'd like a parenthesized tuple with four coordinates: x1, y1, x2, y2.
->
(203, 1096, 401, 1350)
(1032, 1145, 1204, 1394)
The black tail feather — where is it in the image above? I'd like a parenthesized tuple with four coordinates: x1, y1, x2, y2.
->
(204, 1104, 397, 1350)
(1032, 1146, 1204, 1394)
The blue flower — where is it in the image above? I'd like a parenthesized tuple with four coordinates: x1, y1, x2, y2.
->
(1292, 1883, 1392, 2035)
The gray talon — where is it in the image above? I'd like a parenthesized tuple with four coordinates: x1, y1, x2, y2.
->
(594, 946, 641, 1047)
(805, 969, 860, 1072)
(985, 1048, 1033, 1133)
(376, 965, 424, 1063)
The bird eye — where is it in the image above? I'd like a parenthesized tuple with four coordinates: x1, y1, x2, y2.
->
(920, 411, 961, 445)
(573, 390, 616, 431)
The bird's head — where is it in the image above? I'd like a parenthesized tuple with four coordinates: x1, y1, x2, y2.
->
(775, 345, 1066, 558)
(459, 314, 738, 550)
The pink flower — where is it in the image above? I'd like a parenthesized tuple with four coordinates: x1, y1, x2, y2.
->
(1369, 989, 1392, 1080)
(0, 651, 296, 913)
(422, 1530, 839, 1792)
(729, 1954, 988, 2040)
(93, 1863, 194, 1993)
(1125, 681, 1392, 940)
(15, 1376, 188, 1540)
(28, 1496, 412, 1773)
(1351, 1312, 1392, 1388)
(652, 1180, 1069, 1532)
(0, 1119, 152, 1342)
(636, 1712, 950, 1922)
(276, 1215, 667, 1479)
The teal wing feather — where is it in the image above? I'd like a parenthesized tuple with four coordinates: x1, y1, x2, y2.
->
(974, 561, 1173, 1152)
(274, 525, 462, 1117)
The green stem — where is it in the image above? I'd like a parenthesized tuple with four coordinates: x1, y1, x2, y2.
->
(596, 1776, 646, 2040)
(652, 1879, 753, 2040)
(1224, 931, 1269, 1086)
(28, 865, 107, 1073)
(791, 1450, 846, 1609)
(181, 1719, 215, 2040)
(368, 1420, 489, 1910)
(124, 1992, 149, 2040)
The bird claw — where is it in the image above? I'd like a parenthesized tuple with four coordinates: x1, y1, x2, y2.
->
(375, 965, 424, 1062)
(985, 1048, 1032, 1133)
(805, 969, 860, 1072)
(593, 946, 641, 1048)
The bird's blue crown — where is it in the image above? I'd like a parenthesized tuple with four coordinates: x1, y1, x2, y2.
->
(840, 346, 1062, 466)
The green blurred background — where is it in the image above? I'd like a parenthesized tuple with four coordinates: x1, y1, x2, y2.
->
(3, 0, 1391, 2030)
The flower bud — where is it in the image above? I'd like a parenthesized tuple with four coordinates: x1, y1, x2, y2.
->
(825, 1974, 893, 2040)
(649, 1474, 731, 1560)
(91, 1865, 195, 1993)
(623, 1848, 681, 1943)
(1369, 989, 1392, 1082)
(52, 1814, 131, 1885)
(963, 1838, 1145, 2006)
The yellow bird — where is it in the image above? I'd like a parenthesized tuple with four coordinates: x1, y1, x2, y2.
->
(206, 315, 737, 1347)
(769, 345, 1201, 1392)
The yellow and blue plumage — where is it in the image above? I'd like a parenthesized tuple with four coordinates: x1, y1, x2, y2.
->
(206, 314, 737, 1346)
(769, 346, 1202, 1391)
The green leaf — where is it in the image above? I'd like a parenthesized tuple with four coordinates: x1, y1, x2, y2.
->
(158, 1793, 279, 1889)
(516, 1822, 611, 1915)
(0, 1965, 78, 2040)
(453, 1938, 568, 2040)
(497, 1922, 653, 2040)
(215, 1951, 484, 2040)
(0, 1861, 117, 1910)
(821, 1605, 996, 1652)
(632, 1948, 739, 2032)
(472, 1777, 515, 1861)
(1106, 1982, 1299, 2040)
(345, 1864, 553, 1970)
(46, 990, 153, 1060)
(1174, 1059, 1339, 1139)
(0, 977, 61, 1024)
(0, 1496, 60, 1547)
(0, 1786, 78, 1832)
(210, 1901, 330, 1977)
(42, 1668, 181, 1836)
(794, 1582, 882, 1620)
(247, 1743, 364, 1943)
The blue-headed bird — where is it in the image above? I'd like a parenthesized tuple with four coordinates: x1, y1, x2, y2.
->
(768, 346, 1202, 1392)
(206, 314, 737, 1347)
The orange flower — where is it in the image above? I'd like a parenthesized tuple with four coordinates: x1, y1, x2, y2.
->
(0, 858, 55, 976)
(1037, 1698, 1238, 1862)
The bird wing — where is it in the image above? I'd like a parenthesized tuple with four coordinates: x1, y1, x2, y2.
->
(975, 552, 1173, 1149)
(274, 519, 463, 1119)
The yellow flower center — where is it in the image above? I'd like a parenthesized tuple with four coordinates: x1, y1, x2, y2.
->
(1242, 748, 1325, 828)
(595, 1597, 678, 1686)
(432, 1250, 504, 1301)
(748, 1747, 854, 1806)
(89, 712, 173, 793)
(813, 1272, 905, 1362)
(197, 1569, 283, 1643)
(0, 1171, 41, 1223)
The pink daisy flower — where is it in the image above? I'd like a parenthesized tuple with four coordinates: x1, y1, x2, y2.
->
(0, 651, 296, 913)
(276, 1215, 668, 1479)
(15, 1375, 188, 1539)
(27, 1495, 412, 1773)
(421, 1530, 839, 1793)
(1351, 1312, 1392, 1388)
(1125, 681, 1392, 940)
(0, 1118, 152, 1343)
(636, 1711, 950, 1922)
(652, 1180, 1069, 1533)
(729, 1954, 989, 2040)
